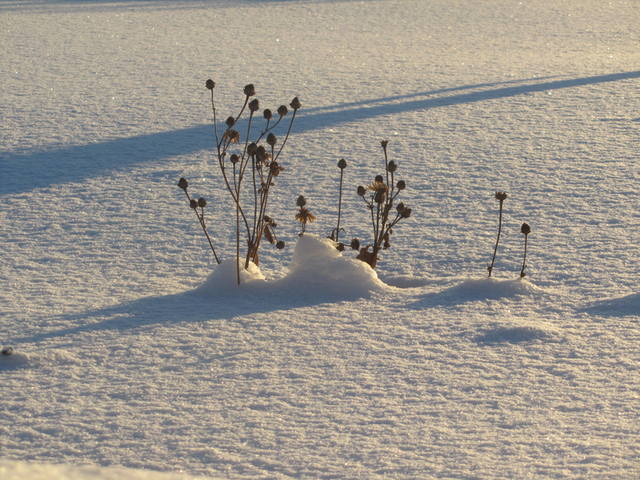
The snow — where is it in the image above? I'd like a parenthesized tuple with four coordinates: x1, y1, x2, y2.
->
(1, 0, 639, 478)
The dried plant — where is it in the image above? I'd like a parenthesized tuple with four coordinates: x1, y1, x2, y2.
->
(295, 195, 316, 236)
(487, 191, 507, 277)
(350, 140, 412, 269)
(177, 80, 300, 285)
(329, 158, 347, 248)
(520, 222, 531, 278)
(177, 177, 220, 264)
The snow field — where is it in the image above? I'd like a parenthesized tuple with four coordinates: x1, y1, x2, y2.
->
(1, 0, 639, 478)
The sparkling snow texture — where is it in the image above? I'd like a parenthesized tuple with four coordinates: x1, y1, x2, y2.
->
(1, 0, 639, 478)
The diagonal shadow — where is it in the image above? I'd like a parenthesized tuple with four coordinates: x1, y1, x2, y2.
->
(3, 70, 638, 195)
(580, 292, 640, 317)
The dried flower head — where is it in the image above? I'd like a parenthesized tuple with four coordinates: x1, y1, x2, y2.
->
(276, 240, 285, 250)
(290, 97, 301, 110)
(368, 180, 388, 194)
(267, 133, 277, 147)
(1, 346, 13, 356)
(277, 105, 288, 117)
(189, 199, 198, 209)
(223, 129, 240, 143)
(337, 158, 347, 169)
(380, 140, 388, 148)
(336, 242, 345, 252)
(270, 161, 283, 176)
(387, 161, 397, 173)
(396, 180, 406, 190)
(177, 177, 189, 190)
(263, 108, 272, 120)
(495, 191, 508, 202)
(296, 195, 307, 207)
(521, 222, 531, 235)
(197, 197, 207, 208)
(357, 185, 366, 196)
(295, 207, 316, 224)
(350, 238, 360, 250)
(243, 84, 256, 97)
(225, 116, 235, 128)
(230, 153, 240, 164)
(247, 143, 258, 156)
(205, 79, 215, 90)
(248, 98, 260, 112)
(374, 174, 384, 183)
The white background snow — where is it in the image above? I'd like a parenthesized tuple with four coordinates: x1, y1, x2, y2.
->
(1, 0, 639, 478)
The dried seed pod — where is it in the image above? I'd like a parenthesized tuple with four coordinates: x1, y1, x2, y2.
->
(230, 154, 239, 164)
(290, 97, 301, 110)
(190, 199, 198, 209)
(350, 238, 360, 250)
(277, 105, 288, 117)
(205, 79, 215, 90)
(243, 84, 256, 97)
(225, 116, 235, 128)
(357, 186, 366, 196)
(267, 133, 277, 146)
(177, 177, 188, 190)
(374, 175, 384, 183)
(276, 240, 285, 250)
(521, 222, 531, 235)
(337, 158, 347, 169)
(400, 207, 412, 218)
(270, 161, 282, 176)
(380, 140, 388, 148)
(296, 195, 306, 207)
(396, 202, 405, 213)
(336, 243, 345, 252)
(396, 180, 406, 190)
(197, 197, 207, 208)
(387, 161, 397, 173)
(495, 191, 508, 202)
(263, 108, 272, 120)
(248, 98, 260, 112)
(374, 189, 385, 204)
(247, 143, 258, 156)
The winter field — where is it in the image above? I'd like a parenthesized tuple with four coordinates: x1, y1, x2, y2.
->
(1, 0, 639, 478)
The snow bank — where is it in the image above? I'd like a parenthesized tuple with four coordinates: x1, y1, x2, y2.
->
(197, 235, 387, 300)
(0, 460, 214, 480)
(442, 277, 544, 301)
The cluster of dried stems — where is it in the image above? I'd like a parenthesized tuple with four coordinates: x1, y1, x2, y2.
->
(178, 80, 299, 285)
(487, 191, 531, 278)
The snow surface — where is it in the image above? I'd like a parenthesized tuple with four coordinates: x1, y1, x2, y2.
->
(1, 0, 639, 478)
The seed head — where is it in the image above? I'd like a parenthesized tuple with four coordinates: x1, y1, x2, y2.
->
(400, 207, 412, 218)
(387, 161, 397, 173)
(189, 199, 198, 209)
(277, 105, 288, 117)
(337, 158, 347, 169)
(225, 116, 235, 128)
(247, 143, 258, 156)
(230, 153, 240, 164)
(205, 79, 215, 90)
(495, 191, 508, 202)
(290, 97, 301, 110)
(267, 133, 277, 147)
(177, 177, 188, 190)
(521, 222, 531, 235)
(380, 140, 389, 149)
(383, 241, 391, 249)
(357, 186, 366, 196)
(374, 175, 384, 183)
(224, 129, 240, 143)
(263, 109, 272, 120)
(396, 180, 406, 190)
(243, 84, 256, 97)
(276, 240, 285, 250)
(296, 195, 306, 207)
(249, 98, 260, 112)
(197, 197, 207, 208)
(350, 238, 360, 250)
(270, 161, 283, 176)
(295, 207, 316, 224)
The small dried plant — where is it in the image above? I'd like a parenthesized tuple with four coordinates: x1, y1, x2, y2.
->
(487, 191, 507, 277)
(177, 80, 300, 285)
(349, 140, 412, 269)
(329, 158, 348, 248)
(519, 222, 531, 278)
(295, 195, 316, 236)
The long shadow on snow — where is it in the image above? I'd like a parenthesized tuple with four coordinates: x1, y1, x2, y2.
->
(3, 70, 638, 195)
(11, 286, 366, 345)
(579, 292, 640, 317)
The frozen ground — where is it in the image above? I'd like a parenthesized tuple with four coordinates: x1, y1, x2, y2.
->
(1, 0, 639, 478)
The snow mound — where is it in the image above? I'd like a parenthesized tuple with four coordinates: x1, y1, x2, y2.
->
(476, 323, 558, 344)
(442, 277, 544, 301)
(197, 235, 387, 300)
(0, 460, 214, 480)
(583, 292, 640, 317)
(197, 258, 266, 294)
(274, 235, 388, 298)
(0, 349, 29, 370)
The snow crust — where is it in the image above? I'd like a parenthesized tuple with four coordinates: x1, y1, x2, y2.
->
(1, 0, 639, 478)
